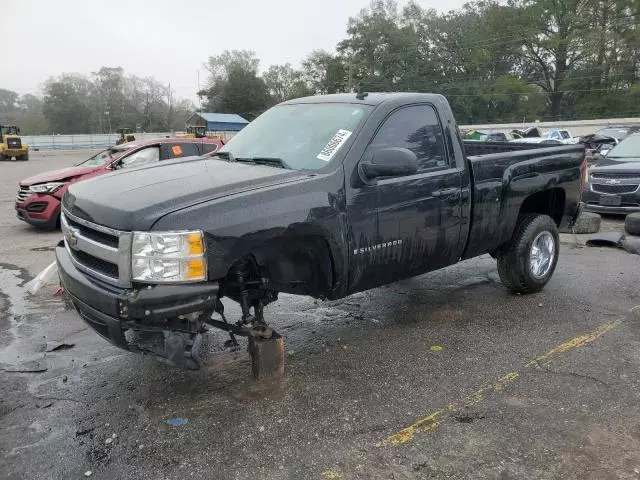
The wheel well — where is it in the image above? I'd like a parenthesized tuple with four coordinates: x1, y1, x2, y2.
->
(227, 235, 335, 299)
(518, 188, 565, 226)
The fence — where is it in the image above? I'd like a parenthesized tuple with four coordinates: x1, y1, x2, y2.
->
(21, 132, 173, 150)
(459, 117, 640, 137)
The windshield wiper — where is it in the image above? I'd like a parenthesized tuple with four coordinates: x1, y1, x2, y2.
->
(235, 157, 290, 169)
(212, 151, 234, 161)
(211, 152, 290, 169)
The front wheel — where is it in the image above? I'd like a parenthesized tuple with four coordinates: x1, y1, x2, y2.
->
(497, 214, 559, 294)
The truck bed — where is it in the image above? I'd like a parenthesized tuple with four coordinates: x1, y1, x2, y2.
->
(462, 142, 585, 259)
(463, 140, 565, 157)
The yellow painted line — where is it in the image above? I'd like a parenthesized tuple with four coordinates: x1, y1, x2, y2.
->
(524, 320, 620, 368)
(380, 321, 620, 447)
(321, 470, 343, 479)
(381, 371, 519, 446)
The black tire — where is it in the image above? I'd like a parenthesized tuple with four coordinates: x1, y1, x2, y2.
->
(497, 214, 560, 294)
(625, 213, 640, 236)
(559, 212, 601, 234)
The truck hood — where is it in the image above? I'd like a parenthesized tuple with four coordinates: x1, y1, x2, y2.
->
(590, 158, 640, 173)
(21, 166, 100, 186)
(63, 158, 308, 231)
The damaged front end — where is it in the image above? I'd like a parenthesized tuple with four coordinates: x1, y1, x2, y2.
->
(56, 242, 219, 369)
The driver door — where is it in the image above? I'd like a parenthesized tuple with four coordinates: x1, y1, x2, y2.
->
(358, 104, 463, 287)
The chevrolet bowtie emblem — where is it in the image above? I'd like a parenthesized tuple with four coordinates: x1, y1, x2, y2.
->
(65, 226, 80, 248)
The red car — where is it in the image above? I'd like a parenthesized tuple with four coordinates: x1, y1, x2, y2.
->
(16, 137, 223, 229)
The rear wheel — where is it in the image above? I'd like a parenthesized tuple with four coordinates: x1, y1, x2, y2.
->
(17, 153, 28, 161)
(497, 214, 559, 294)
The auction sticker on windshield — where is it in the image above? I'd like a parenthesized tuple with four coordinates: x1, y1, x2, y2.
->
(317, 129, 353, 162)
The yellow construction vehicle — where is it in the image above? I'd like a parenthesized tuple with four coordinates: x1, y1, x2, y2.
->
(0, 125, 29, 161)
(116, 128, 136, 145)
(178, 126, 208, 139)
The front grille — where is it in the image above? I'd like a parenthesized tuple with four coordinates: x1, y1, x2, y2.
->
(592, 183, 639, 195)
(70, 249, 119, 277)
(16, 185, 31, 203)
(61, 210, 132, 287)
(7, 138, 22, 149)
(591, 172, 639, 179)
(66, 215, 119, 248)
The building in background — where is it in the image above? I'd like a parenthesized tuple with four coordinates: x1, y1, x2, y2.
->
(186, 112, 249, 133)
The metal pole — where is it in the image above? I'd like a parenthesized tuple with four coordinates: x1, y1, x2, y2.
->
(197, 70, 202, 112)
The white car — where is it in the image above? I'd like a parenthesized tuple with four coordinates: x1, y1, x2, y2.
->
(509, 137, 564, 145)
(544, 130, 578, 144)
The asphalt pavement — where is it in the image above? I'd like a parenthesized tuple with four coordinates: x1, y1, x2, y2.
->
(1, 151, 640, 480)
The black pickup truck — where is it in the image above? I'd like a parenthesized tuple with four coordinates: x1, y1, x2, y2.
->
(56, 93, 585, 373)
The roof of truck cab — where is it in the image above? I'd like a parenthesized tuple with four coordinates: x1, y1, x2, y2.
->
(282, 92, 446, 106)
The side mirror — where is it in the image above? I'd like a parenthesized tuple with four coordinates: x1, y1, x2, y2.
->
(359, 147, 418, 181)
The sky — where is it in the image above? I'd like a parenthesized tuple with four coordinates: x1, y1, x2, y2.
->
(5, 0, 468, 104)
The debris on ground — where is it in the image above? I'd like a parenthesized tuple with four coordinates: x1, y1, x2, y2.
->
(75, 427, 95, 437)
(586, 232, 640, 255)
(167, 417, 188, 426)
(84, 471, 92, 477)
(3, 360, 47, 373)
(45, 341, 75, 352)
(36, 400, 53, 409)
(430, 346, 443, 351)
(24, 261, 58, 295)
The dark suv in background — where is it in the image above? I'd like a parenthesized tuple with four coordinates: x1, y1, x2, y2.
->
(583, 133, 640, 214)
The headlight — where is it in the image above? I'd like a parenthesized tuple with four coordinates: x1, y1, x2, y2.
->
(131, 231, 206, 283)
(30, 182, 65, 193)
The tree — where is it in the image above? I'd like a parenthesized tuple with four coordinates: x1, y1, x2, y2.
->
(43, 74, 93, 133)
(263, 64, 312, 102)
(15, 94, 49, 134)
(302, 50, 348, 94)
(199, 50, 272, 119)
(0, 88, 19, 121)
(212, 65, 272, 120)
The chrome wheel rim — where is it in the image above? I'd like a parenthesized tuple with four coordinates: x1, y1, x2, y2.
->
(529, 231, 555, 279)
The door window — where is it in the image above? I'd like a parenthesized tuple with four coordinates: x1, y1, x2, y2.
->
(367, 105, 448, 172)
(119, 146, 160, 169)
(163, 142, 200, 159)
(201, 142, 221, 154)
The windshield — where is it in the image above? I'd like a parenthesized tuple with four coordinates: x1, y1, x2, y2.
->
(78, 148, 117, 167)
(597, 128, 630, 140)
(218, 103, 373, 170)
(605, 134, 640, 160)
(1, 126, 18, 135)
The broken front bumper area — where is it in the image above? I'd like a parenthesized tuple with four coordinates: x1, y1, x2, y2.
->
(55, 243, 219, 368)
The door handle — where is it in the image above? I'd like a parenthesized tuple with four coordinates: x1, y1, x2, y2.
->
(432, 188, 460, 198)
